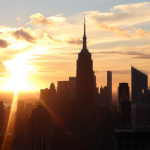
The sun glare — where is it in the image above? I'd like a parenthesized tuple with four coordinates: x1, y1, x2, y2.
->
(10, 41, 26, 49)
(4, 55, 33, 91)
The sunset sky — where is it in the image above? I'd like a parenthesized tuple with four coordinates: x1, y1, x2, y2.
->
(0, 0, 150, 92)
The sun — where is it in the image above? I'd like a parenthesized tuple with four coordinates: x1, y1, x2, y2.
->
(9, 65, 30, 91)
(4, 55, 33, 91)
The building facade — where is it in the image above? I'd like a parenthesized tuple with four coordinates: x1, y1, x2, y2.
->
(131, 104, 150, 127)
(114, 126, 150, 150)
(29, 105, 53, 150)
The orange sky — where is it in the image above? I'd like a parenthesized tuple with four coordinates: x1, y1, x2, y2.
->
(0, 2, 150, 93)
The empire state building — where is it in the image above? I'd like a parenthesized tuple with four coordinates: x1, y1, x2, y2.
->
(76, 18, 97, 134)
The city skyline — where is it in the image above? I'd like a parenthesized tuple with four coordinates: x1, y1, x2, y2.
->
(1, 1, 150, 149)
(0, 1, 150, 92)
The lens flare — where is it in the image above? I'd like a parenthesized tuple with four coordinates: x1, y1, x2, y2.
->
(2, 91, 18, 150)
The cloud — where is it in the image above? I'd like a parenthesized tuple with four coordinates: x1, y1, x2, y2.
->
(72, 2, 150, 27)
(6, 27, 40, 44)
(30, 13, 56, 26)
(98, 24, 132, 38)
(0, 39, 10, 48)
(17, 17, 21, 21)
(133, 28, 150, 39)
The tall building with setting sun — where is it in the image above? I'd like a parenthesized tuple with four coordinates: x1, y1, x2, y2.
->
(76, 18, 97, 134)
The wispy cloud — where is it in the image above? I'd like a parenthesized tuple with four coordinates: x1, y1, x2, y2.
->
(39, 45, 150, 60)
(44, 33, 61, 43)
(95, 70, 131, 74)
(97, 24, 150, 39)
(29, 69, 59, 74)
(6, 27, 40, 44)
(65, 37, 83, 46)
(133, 28, 150, 39)
(29, 50, 150, 59)
(44, 33, 83, 46)
(92, 51, 150, 60)
(98, 24, 132, 38)
(95, 69, 150, 75)
(0, 39, 10, 48)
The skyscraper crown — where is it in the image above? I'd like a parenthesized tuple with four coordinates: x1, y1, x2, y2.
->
(81, 17, 89, 53)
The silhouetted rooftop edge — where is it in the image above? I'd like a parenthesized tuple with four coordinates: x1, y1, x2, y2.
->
(131, 66, 148, 76)
(50, 82, 55, 89)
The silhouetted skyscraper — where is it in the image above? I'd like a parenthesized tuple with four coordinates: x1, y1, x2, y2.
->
(94, 105, 106, 133)
(16, 100, 25, 136)
(29, 105, 53, 150)
(40, 83, 57, 116)
(118, 83, 129, 111)
(16, 100, 26, 149)
(40, 87, 50, 105)
(118, 83, 129, 101)
(57, 81, 69, 115)
(117, 83, 131, 128)
(119, 101, 131, 128)
(49, 83, 57, 115)
(114, 126, 150, 150)
(131, 67, 148, 104)
(56, 80, 76, 133)
(57, 81, 69, 102)
(76, 18, 96, 134)
(105, 110, 113, 133)
(148, 89, 150, 105)
(5, 105, 11, 132)
(99, 86, 107, 105)
(0, 102, 5, 133)
(131, 104, 150, 127)
(69, 77, 76, 101)
(26, 103, 33, 118)
(107, 71, 112, 109)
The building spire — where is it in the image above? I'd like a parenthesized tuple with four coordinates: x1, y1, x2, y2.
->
(84, 16, 86, 37)
(81, 16, 88, 53)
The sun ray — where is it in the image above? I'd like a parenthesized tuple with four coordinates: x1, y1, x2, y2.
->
(2, 90, 18, 150)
